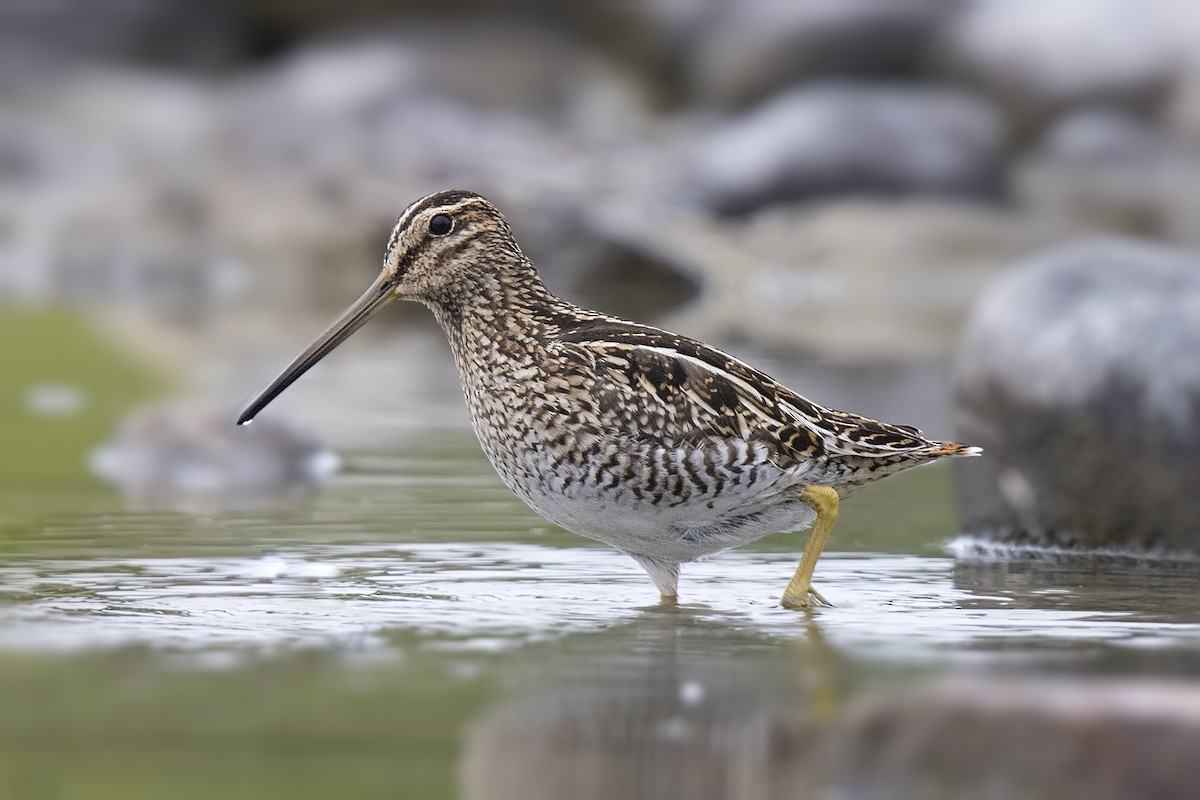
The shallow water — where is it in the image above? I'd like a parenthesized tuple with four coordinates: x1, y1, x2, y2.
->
(6, 531, 1199, 665)
(4, 326, 1200, 797)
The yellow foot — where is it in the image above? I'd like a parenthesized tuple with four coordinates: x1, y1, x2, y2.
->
(659, 593, 678, 606)
(781, 586, 832, 610)
(781, 485, 840, 611)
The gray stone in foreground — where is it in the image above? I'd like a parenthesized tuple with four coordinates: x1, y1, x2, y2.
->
(953, 239, 1200, 554)
(688, 83, 1006, 216)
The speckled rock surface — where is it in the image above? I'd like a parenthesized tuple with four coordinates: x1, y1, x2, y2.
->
(953, 239, 1200, 555)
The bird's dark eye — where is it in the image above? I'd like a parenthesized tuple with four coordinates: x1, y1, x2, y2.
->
(429, 214, 454, 236)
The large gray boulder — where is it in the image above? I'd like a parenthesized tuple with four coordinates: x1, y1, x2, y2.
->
(953, 239, 1200, 554)
(688, 83, 1006, 216)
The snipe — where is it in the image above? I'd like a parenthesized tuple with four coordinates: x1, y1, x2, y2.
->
(239, 190, 980, 609)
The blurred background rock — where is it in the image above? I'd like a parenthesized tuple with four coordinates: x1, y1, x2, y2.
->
(953, 240, 1200, 556)
(3, 0, 1200, 517)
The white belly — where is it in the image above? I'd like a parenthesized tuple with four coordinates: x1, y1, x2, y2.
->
(516, 478, 818, 564)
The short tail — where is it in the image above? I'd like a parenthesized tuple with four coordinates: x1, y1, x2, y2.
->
(928, 441, 983, 457)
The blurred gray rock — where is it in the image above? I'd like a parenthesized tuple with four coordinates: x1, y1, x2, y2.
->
(505, 197, 702, 322)
(91, 403, 339, 512)
(1015, 110, 1200, 248)
(937, 0, 1183, 127)
(688, 83, 1006, 216)
(552, 0, 723, 103)
(1166, 58, 1200, 148)
(274, 25, 651, 128)
(207, 35, 706, 324)
(0, 71, 234, 326)
(685, 0, 956, 108)
(568, 0, 954, 109)
(605, 199, 1050, 361)
(1013, 110, 1193, 242)
(834, 679, 1200, 800)
(2, 33, 674, 327)
(953, 239, 1200, 555)
(0, 0, 242, 72)
(1033, 109, 1167, 166)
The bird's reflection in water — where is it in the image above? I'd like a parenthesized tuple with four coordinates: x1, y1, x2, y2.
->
(461, 600, 1200, 800)
(461, 605, 842, 800)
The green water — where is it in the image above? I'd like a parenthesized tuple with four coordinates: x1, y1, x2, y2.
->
(3, 309, 1199, 799)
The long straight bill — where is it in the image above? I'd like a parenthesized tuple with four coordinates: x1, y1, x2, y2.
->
(237, 270, 397, 425)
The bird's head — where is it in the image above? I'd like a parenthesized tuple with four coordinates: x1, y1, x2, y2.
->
(237, 190, 524, 425)
(383, 189, 525, 301)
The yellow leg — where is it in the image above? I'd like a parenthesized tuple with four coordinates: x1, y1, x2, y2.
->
(659, 593, 678, 606)
(782, 486, 840, 610)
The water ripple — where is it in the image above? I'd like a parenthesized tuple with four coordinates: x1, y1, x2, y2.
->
(2, 543, 1197, 663)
